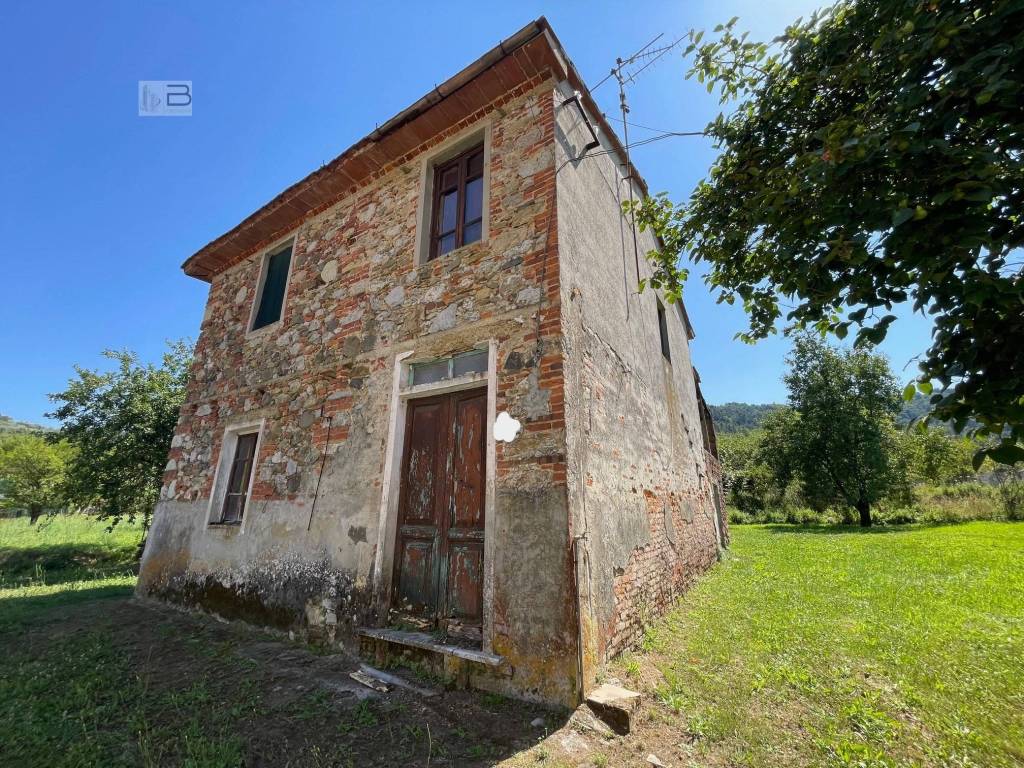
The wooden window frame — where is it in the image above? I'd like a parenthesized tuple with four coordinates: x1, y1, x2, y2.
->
(428, 144, 484, 261)
(216, 430, 259, 525)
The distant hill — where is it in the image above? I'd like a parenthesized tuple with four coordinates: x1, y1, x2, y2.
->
(710, 394, 948, 434)
(0, 414, 54, 435)
(708, 403, 785, 433)
(896, 392, 933, 427)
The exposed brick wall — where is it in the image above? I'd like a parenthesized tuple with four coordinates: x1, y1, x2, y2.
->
(608, 485, 720, 654)
(161, 77, 565, 512)
(140, 78, 583, 706)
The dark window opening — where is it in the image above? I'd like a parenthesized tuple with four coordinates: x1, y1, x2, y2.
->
(252, 245, 292, 330)
(429, 144, 484, 260)
(219, 432, 258, 524)
(657, 300, 672, 361)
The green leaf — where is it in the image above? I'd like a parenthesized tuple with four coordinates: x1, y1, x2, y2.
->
(917, 381, 933, 395)
(986, 443, 1024, 466)
(903, 383, 917, 402)
(972, 449, 986, 471)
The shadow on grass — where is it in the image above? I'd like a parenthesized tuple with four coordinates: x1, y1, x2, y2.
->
(0, 588, 570, 768)
(0, 582, 135, 633)
(0, 543, 138, 586)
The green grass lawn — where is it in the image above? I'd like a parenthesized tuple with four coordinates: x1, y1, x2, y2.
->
(0, 513, 143, 587)
(608, 522, 1024, 768)
(1, 516, 1021, 767)
(0, 514, 143, 631)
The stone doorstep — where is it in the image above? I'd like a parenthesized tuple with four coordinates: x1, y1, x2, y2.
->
(584, 683, 642, 735)
(356, 627, 505, 667)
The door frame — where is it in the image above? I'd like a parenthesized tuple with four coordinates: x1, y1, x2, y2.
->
(372, 340, 498, 651)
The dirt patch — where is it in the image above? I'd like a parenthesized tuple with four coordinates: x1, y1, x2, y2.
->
(3, 595, 563, 767)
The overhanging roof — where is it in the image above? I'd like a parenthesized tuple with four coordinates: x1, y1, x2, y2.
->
(182, 17, 649, 281)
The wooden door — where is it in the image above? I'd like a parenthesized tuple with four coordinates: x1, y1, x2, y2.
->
(393, 388, 486, 639)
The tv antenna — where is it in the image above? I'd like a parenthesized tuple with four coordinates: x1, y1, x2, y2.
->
(600, 32, 685, 292)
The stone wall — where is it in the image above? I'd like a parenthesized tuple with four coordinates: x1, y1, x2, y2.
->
(138, 78, 580, 705)
(553, 82, 724, 680)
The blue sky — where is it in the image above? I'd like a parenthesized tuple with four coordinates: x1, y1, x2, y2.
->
(0, 1, 934, 425)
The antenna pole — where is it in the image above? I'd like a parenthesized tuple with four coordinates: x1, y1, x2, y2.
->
(615, 60, 642, 286)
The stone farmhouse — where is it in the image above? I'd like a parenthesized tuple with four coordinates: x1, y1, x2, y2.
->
(138, 17, 727, 707)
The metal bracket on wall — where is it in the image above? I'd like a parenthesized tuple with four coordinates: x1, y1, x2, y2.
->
(559, 92, 600, 160)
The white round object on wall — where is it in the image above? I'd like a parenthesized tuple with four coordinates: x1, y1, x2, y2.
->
(494, 411, 522, 443)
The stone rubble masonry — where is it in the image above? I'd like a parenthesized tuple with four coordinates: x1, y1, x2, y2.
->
(138, 65, 725, 708)
(140, 77, 581, 706)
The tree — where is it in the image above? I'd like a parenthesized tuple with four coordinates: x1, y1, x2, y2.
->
(782, 336, 906, 526)
(901, 426, 978, 484)
(0, 434, 73, 523)
(629, 0, 1024, 466)
(718, 430, 773, 511)
(48, 341, 192, 529)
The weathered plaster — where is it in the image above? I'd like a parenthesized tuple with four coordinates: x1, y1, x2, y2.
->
(553, 81, 723, 688)
(139, 75, 722, 709)
(139, 79, 580, 706)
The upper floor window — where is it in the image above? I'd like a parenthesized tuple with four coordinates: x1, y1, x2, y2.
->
(430, 144, 484, 260)
(657, 299, 672, 362)
(251, 243, 293, 331)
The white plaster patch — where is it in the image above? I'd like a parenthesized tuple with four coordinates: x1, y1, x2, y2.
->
(494, 411, 522, 443)
(234, 286, 248, 305)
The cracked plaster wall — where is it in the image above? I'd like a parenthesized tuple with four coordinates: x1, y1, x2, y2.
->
(553, 83, 725, 687)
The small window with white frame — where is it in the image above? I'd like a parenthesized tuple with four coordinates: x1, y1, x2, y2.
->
(209, 424, 262, 526)
(250, 241, 293, 331)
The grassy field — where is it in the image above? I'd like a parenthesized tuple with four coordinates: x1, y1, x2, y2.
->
(1, 517, 1021, 767)
(0, 514, 143, 630)
(539, 522, 1024, 768)
(0, 512, 142, 587)
(0, 515, 552, 767)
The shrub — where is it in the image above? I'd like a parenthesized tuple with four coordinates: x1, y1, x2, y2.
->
(728, 482, 1021, 526)
(999, 482, 1024, 521)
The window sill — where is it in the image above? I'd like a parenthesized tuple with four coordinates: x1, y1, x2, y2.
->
(423, 237, 488, 267)
(245, 320, 281, 342)
(207, 521, 243, 530)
